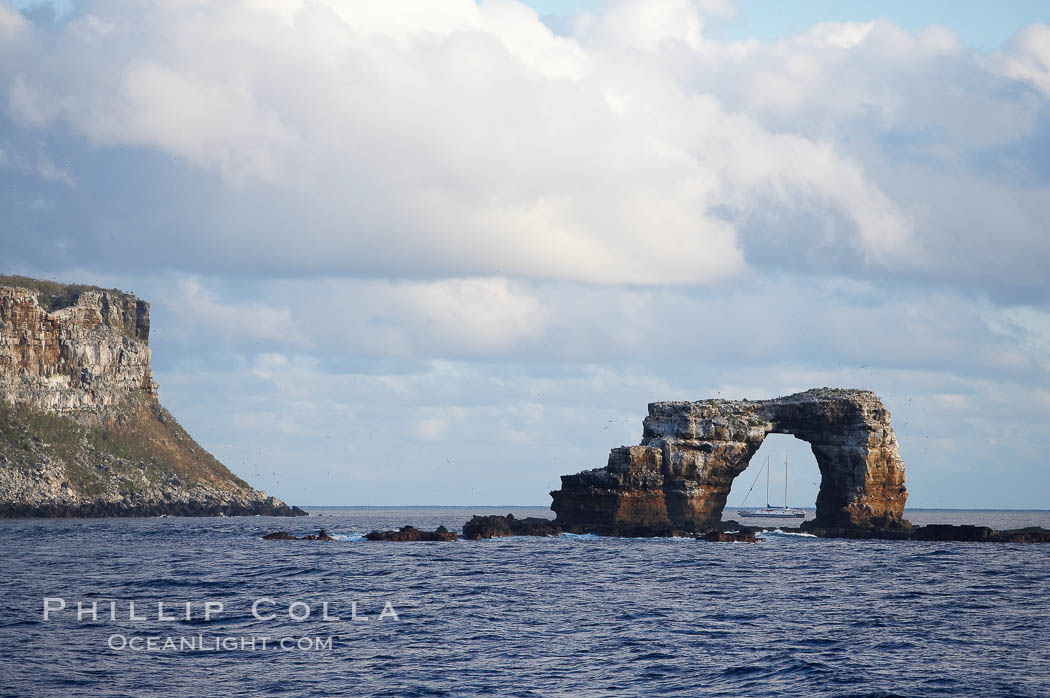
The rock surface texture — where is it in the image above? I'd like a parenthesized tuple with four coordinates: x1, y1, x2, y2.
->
(0, 276, 304, 518)
(461, 514, 563, 540)
(263, 529, 334, 541)
(0, 283, 154, 413)
(364, 526, 458, 542)
(551, 388, 909, 532)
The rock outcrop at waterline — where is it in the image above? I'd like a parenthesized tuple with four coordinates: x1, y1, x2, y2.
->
(0, 275, 305, 518)
(795, 523, 1050, 543)
(551, 388, 908, 532)
(263, 529, 334, 541)
(461, 514, 563, 539)
(364, 525, 458, 542)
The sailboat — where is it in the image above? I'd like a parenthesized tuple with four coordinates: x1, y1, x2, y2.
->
(736, 454, 806, 519)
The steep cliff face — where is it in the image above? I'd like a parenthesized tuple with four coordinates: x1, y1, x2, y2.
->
(0, 276, 304, 517)
(551, 388, 909, 531)
(0, 283, 154, 413)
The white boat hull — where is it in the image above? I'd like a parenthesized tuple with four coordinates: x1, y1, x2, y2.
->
(736, 509, 806, 519)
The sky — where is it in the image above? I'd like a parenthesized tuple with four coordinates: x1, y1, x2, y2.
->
(0, 0, 1048, 508)
(529, 0, 1050, 49)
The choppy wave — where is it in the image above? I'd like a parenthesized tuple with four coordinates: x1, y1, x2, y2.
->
(758, 529, 819, 539)
(329, 533, 366, 542)
(2, 507, 1049, 696)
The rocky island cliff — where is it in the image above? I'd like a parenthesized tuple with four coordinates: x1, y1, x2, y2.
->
(551, 388, 909, 534)
(0, 275, 304, 517)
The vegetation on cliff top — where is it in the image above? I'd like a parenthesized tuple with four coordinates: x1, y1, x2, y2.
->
(0, 274, 135, 312)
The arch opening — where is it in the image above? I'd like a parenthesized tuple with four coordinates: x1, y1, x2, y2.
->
(727, 433, 820, 517)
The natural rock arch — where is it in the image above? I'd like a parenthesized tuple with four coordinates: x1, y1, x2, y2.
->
(550, 388, 908, 530)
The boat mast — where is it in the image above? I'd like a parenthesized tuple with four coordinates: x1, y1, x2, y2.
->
(765, 455, 770, 508)
(784, 454, 789, 508)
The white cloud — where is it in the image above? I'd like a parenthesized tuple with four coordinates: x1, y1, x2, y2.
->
(1000, 22, 1050, 97)
(379, 277, 549, 353)
(932, 393, 972, 411)
(801, 20, 875, 50)
(150, 274, 1049, 389)
(0, 0, 923, 284)
(171, 278, 310, 348)
(576, 0, 706, 51)
(0, 1, 26, 34)
(0, 139, 74, 184)
(2, 2, 1049, 506)
(412, 416, 451, 441)
(249, 353, 290, 381)
(158, 273, 548, 360)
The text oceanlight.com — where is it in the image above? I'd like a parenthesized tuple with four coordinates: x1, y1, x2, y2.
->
(42, 597, 400, 652)
(108, 634, 335, 652)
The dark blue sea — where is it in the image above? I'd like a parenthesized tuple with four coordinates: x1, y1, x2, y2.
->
(3, 507, 1050, 697)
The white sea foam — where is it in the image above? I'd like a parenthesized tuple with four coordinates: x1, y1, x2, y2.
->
(331, 533, 366, 542)
(758, 529, 817, 538)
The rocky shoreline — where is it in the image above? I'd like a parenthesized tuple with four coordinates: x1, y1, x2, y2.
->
(263, 515, 1050, 543)
(795, 523, 1050, 543)
(1, 500, 306, 518)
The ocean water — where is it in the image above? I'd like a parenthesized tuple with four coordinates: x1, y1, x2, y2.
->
(2, 507, 1050, 697)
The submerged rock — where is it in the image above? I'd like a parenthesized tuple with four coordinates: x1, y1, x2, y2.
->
(702, 530, 757, 543)
(994, 527, 1050, 543)
(364, 525, 457, 542)
(551, 388, 908, 532)
(791, 525, 913, 541)
(914, 524, 994, 542)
